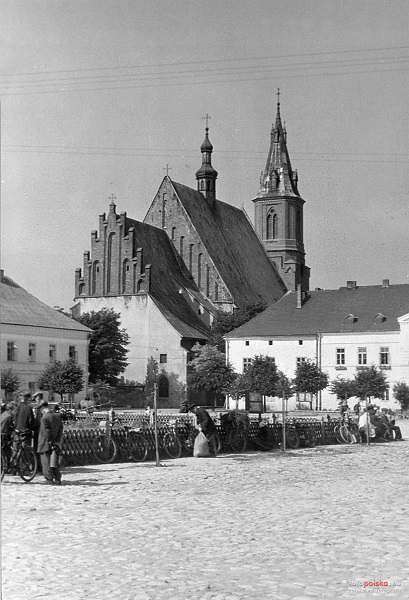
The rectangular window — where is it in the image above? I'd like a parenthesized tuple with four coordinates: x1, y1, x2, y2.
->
(243, 358, 252, 373)
(159, 354, 167, 364)
(7, 342, 17, 362)
(49, 344, 56, 363)
(69, 346, 77, 362)
(245, 341, 249, 346)
(296, 357, 306, 366)
(383, 387, 390, 402)
(358, 347, 367, 365)
(28, 343, 36, 362)
(336, 348, 345, 365)
(380, 347, 389, 365)
(269, 340, 273, 345)
(298, 340, 303, 345)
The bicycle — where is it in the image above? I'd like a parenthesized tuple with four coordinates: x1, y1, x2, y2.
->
(162, 420, 222, 458)
(334, 417, 361, 445)
(284, 420, 317, 449)
(220, 410, 250, 453)
(92, 419, 148, 464)
(1, 433, 38, 482)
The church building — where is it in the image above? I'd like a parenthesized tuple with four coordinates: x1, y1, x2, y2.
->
(73, 99, 308, 407)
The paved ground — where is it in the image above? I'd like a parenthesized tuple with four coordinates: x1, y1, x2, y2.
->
(2, 422, 409, 600)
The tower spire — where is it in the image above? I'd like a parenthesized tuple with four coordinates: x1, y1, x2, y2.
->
(195, 117, 218, 207)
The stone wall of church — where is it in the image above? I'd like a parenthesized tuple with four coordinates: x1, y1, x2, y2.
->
(144, 179, 234, 313)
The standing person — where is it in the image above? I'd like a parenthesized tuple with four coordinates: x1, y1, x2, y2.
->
(1, 402, 15, 460)
(37, 400, 64, 485)
(188, 404, 218, 457)
(32, 392, 45, 471)
(13, 393, 34, 451)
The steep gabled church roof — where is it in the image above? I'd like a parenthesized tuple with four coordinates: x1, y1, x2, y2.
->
(121, 218, 210, 339)
(169, 180, 287, 307)
(1, 272, 91, 332)
(226, 283, 409, 338)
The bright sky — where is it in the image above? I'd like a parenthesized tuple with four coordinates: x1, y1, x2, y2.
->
(1, 0, 408, 309)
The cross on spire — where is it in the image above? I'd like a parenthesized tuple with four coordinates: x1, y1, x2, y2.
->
(109, 193, 117, 203)
(163, 164, 172, 176)
(203, 113, 211, 128)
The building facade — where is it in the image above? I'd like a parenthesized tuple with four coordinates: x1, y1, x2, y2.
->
(1, 271, 90, 403)
(226, 281, 409, 411)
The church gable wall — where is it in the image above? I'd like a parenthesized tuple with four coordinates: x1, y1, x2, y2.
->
(145, 179, 233, 312)
(77, 294, 189, 407)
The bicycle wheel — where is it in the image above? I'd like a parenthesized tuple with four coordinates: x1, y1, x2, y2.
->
(334, 424, 345, 444)
(163, 432, 182, 459)
(215, 432, 222, 453)
(128, 432, 148, 462)
(228, 428, 247, 453)
(92, 434, 117, 463)
(339, 424, 353, 444)
(1, 450, 7, 481)
(285, 427, 300, 449)
(304, 428, 317, 448)
(18, 447, 38, 482)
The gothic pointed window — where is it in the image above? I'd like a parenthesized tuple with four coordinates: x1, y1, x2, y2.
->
(107, 232, 116, 293)
(296, 210, 301, 239)
(267, 212, 278, 239)
(161, 194, 167, 229)
(198, 253, 202, 289)
(122, 258, 131, 293)
(92, 260, 100, 295)
(179, 236, 184, 259)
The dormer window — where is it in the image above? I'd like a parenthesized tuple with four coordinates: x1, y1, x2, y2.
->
(345, 314, 357, 323)
(374, 313, 386, 324)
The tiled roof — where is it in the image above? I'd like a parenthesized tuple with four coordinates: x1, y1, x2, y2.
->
(226, 284, 409, 338)
(123, 219, 210, 340)
(1, 274, 91, 332)
(171, 181, 287, 307)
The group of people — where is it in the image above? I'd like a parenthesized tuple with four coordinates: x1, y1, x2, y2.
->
(1, 391, 64, 484)
(338, 399, 403, 442)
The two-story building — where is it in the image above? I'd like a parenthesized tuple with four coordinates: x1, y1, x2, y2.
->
(226, 281, 409, 411)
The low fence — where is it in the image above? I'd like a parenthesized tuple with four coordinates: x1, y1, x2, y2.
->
(61, 412, 341, 466)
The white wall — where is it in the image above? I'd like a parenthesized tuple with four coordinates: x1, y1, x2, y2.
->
(78, 295, 189, 404)
(227, 329, 407, 411)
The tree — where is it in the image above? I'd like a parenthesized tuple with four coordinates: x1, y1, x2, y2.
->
(144, 357, 159, 406)
(1, 368, 20, 401)
(329, 378, 357, 403)
(187, 343, 236, 400)
(245, 355, 279, 397)
(393, 382, 409, 411)
(74, 308, 129, 386)
(353, 366, 388, 401)
(293, 359, 329, 410)
(37, 359, 85, 402)
(209, 302, 266, 348)
(275, 370, 294, 400)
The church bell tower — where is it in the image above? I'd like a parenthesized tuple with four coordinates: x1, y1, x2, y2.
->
(253, 91, 310, 292)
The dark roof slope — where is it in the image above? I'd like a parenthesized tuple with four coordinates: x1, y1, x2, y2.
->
(1, 273, 91, 332)
(226, 284, 409, 338)
(124, 218, 210, 339)
(171, 181, 287, 307)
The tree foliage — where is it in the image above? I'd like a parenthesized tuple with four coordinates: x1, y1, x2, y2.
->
(393, 382, 409, 411)
(329, 377, 357, 401)
(144, 357, 159, 405)
(187, 343, 236, 397)
(275, 370, 294, 399)
(37, 359, 85, 400)
(353, 366, 388, 400)
(245, 355, 279, 396)
(209, 302, 266, 347)
(1, 368, 21, 398)
(75, 308, 129, 386)
(293, 359, 329, 396)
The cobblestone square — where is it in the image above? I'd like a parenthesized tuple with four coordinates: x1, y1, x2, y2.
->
(2, 423, 408, 600)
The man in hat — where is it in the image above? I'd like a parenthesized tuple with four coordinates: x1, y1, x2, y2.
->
(13, 393, 34, 452)
(188, 404, 218, 457)
(37, 400, 64, 485)
(380, 407, 403, 440)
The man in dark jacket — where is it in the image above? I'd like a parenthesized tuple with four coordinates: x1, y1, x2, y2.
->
(37, 401, 64, 485)
(188, 404, 218, 457)
(13, 393, 34, 451)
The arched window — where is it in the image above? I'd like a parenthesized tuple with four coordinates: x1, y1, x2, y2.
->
(161, 193, 167, 229)
(189, 244, 194, 271)
(107, 232, 116, 293)
(198, 253, 202, 289)
(122, 258, 131, 293)
(267, 212, 278, 239)
(206, 264, 210, 296)
(214, 281, 219, 301)
(179, 236, 184, 259)
(92, 261, 100, 295)
(79, 283, 85, 296)
(171, 226, 176, 241)
(158, 375, 169, 398)
(136, 278, 143, 293)
(296, 210, 301, 238)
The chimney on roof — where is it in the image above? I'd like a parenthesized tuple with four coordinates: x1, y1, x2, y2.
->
(296, 283, 302, 309)
(382, 279, 390, 288)
(346, 281, 357, 290)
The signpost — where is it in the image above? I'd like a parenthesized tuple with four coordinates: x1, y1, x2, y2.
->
(153, 381, 160, 466)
